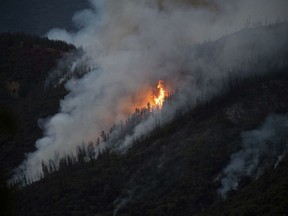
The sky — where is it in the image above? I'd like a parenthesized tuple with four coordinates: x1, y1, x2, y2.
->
(0, 0, 88, 35)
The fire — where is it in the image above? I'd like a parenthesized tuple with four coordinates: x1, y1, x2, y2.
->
(131, 80, 168, 113)
(153, 80, 166, 108)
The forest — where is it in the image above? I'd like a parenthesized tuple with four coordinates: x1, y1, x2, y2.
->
(1, 23, 288, 215)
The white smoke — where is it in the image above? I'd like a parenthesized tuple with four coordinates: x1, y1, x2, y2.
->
(218, 114, 288, 199)
(13, 0, 288, 182)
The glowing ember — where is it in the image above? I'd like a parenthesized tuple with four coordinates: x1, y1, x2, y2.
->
(153, 80, 166, 109)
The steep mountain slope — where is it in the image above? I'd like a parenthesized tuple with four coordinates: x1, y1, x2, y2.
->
(0, 33, 75, 172)
(197, 156, 288, 216)
(13, 71, 288, 216)
(2, 23, 288, 216)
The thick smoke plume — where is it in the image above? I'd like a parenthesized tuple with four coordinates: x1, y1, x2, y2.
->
(13, 0, 288, 182)
(218, 114, 288, 199)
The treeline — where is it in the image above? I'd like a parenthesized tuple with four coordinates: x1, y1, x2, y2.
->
(0, 32, 75, 52)
(0, 32, 76, 97)
(7, 23, 288, 216)
(12, 93, 175, 187)
(13, 73, 288, 216)
(44, 52, 96, 89)
(0, 32, 75, 175)
(12, 22, 288, 186)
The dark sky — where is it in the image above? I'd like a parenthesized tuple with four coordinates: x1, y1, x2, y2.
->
(0, 0, 89, 36)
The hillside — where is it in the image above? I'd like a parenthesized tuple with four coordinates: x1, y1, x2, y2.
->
(11, 71, 288, 216)
(1, 24, 288, 215)
(0, 32, 75, 173)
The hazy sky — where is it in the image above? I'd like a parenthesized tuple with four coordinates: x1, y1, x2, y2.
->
(0, 0, 88, 35)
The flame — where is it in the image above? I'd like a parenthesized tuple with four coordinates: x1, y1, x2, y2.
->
(153, 80, 166, 108)
(128, 80, 168, 114)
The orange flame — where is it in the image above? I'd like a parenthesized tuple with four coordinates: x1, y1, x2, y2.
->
(131, 80, 168, 113)
(153, 80, 166, 108)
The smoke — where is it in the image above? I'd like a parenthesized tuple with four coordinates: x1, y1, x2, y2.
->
(12, 0, 288, 181)
(113, 189, 135, 216)
(218, 114, 288, 199)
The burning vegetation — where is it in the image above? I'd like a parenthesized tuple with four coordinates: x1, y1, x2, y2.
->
(133, 80, 171, 115)
(153, 80, 166, 109)
(12, 80, 174, 185)
(146, 80, 170, 111)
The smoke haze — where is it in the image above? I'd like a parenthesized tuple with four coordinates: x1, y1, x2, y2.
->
(218, 114, 288, 199)
(13, 0, 288, 181)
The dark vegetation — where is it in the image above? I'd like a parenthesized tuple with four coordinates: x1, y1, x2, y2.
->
(12, 70, 288, 216)
(1, 24, 288, 215)
(0, 32, 75, 173)
(197, 156, 288, 216)
(0, 32, 76, 216)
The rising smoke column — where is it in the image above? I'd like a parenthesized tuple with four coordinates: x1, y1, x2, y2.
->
(218, 114, 288, 199)
(13, 0, 288, 182)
